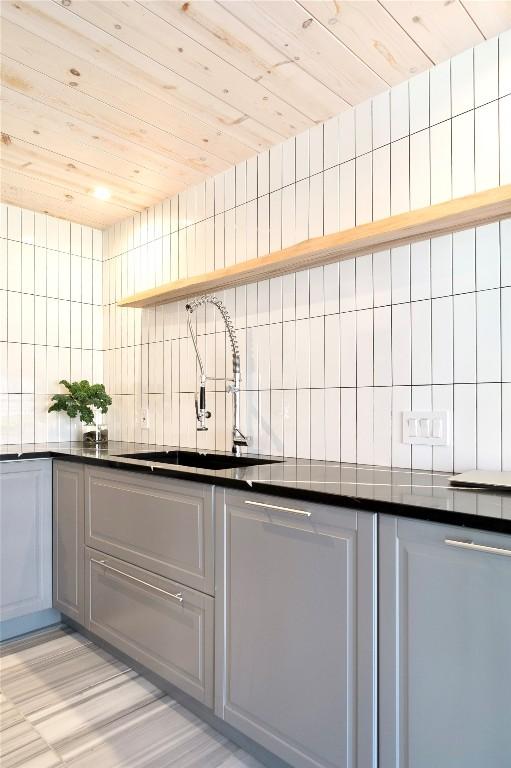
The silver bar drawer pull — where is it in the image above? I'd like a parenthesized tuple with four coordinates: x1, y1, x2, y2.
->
(91, 559, 184, 603)
(444, 539, 511, 558)
(244, 500, 311, 518)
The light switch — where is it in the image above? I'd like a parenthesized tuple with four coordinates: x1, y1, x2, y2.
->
(402, 411, 449, 445)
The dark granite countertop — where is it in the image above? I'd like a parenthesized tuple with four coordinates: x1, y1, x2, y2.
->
(2, 441, 510, 535)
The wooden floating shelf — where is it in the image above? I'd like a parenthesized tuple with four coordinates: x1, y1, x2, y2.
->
(118, 185, 511, 309)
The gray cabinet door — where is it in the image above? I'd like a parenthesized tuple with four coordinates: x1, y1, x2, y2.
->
(53, 461, 84, 623)
(85, 467, 214, 595)
(217, 490, 377, 768)
(379, 515, 511, 768)
(0, 460, 52, 621)
(85, 547, 214, 707)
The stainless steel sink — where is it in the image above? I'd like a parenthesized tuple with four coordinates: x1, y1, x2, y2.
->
(113, 450, 282, 471)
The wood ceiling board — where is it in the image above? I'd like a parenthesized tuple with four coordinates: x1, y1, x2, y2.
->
(461, 0, 511, 38)
(138, 0, 349, 122)
(0, 58, 232, 179)
(46, 0, 312, 139)
(381, 0, 485, 63)
(1, 137, 162, 211)
(1, 16, 257, 167)
(2, 87, 208, 191)
(118, 186, 511, 308)
(298, 0, 434, 85)
(220, 0, 387, 104)
(1, 107, 187, 198)
(1, 171, 124, 228)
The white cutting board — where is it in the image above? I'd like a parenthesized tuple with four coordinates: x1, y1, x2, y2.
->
(449, 470, 511, 489)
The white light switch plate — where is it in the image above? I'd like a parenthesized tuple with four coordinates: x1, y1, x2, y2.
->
(402, 411, 449, 445)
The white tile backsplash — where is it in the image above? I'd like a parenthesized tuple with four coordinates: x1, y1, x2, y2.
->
(1, 205, 102, 443)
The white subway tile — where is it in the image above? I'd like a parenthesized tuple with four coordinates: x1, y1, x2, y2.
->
(390, 138, 409, 215)
(357, 309, 373, 387)
(503, 287, 511, 382)
(474, 37, 499, 107)
(323, 167, 340, 235)
(309, 124, 324, 175)
(451, 48, 474, 117)
(270, 144, 283, 193)
(340, 311, 356, 387)
(475, 101, 499, 191)
(477, 288, 501, 382)
(339, 109, 355, 162)
(391, 81, 409, 141)
(355, 100, 372, 156)
(410, 130, 430, 210)
(430, 121, 452, 204)
(296, 388, 310, 458)
(430, 60, 451, 125)
(356, 254, 373, 310)
(392, 303, 411, 385)
(432, 384, 453, 471)
(372, 250, 391, 308)
(454, 384, 477, 471)
(391, 245, 410, 304)
(411, 240, 431, 301)
(392, 386, 411, 468)
(310, 389, 325, 460)
(453, 292, 476, 382)
(452, 111, 475, 198)
(476, 222, 500, 290)
(355, 153, 372, 224)
(411, 385, 432, 470)
(372, 90, 390, 149)
(357, 386, 373, 464)
(432, 296, 453, 384)
(501, 95, 511, 185)
(453, 228, 476, 294)
(431, 234, 452, 298)
(339, 160, 355, 229)
(411, 300, 432, 385)
(296, 130, 310, 181)
(373, 306, 392, 386)
(409, 71, 429, 133)
(325, 314, 340, 388)
(323, 116, 339, 169)
(340, 387, 356, 463)
(324, 388, 340, 462)
(373, 387, 392, 467)
(309, 173, 324, 238)
(372, 145, 390, 220)
(296, 318, 310, 388)
(477, 383, 501, 469)
(270, 389, 284, 456)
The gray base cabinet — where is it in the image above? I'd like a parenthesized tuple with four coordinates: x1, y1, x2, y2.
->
(216, 490, 377, 768)
(85, 547, 214, 707)
(0, 460, 54, 638)
(53, 461, 84, 624)
(379, 515, 511, 768)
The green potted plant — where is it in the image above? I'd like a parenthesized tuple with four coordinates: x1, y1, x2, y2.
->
(48, 380, 112, 445)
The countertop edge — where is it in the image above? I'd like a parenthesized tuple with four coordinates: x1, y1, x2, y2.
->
(2, 447, 510, 536)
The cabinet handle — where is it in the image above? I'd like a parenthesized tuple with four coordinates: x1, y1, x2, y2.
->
(244, 500, 311, 518)
(91, 558, 184, 603)
(444, 539, 511, 558)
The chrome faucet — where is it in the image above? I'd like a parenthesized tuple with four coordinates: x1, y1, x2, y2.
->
(185, 295, 251, 456)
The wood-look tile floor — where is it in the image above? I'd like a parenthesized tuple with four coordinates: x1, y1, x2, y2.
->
(0, 626, 263, 768)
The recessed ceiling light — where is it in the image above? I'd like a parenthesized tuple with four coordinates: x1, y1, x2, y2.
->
(94, 186, 111, 201)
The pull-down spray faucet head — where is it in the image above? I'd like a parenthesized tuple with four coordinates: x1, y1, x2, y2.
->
(185, 296, 250, 455)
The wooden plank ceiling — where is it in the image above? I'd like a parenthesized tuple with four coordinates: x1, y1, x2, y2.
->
(1, 0, 510, 229)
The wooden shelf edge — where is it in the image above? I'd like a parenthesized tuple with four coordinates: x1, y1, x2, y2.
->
(118, 185, 511, 308)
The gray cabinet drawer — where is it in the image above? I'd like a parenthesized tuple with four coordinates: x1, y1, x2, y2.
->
(85, 548, 214, 707)
(85, 467, 214, 594)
